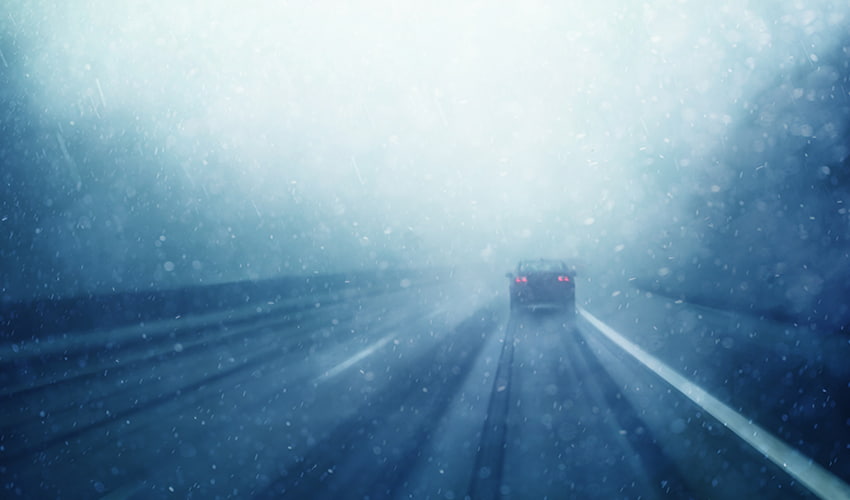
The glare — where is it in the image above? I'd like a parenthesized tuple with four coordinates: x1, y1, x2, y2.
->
(5, 0, 849, 271)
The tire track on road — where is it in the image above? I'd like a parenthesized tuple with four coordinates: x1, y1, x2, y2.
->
(467, 314, 516, 499)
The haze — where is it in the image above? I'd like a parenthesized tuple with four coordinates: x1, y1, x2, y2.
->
(1, 1, 848, 317)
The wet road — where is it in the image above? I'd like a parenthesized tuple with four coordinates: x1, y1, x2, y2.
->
(1, 271, 848, 499)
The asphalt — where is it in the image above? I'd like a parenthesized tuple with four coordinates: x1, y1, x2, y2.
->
(1, 270, 847, 499)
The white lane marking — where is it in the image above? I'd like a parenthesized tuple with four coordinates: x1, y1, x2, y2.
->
(580, 308, 850, 500)
(317, 333, 395, 382)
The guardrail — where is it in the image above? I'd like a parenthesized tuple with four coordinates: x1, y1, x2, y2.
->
(0, 268, 452, 339)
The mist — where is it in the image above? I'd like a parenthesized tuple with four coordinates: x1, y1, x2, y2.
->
(6, 4, 850, 498)
(2, 1, 849, 328)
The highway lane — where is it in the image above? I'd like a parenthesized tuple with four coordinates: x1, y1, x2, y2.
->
(578, 275, 850, 496)
(1, 274, 500, 499)
(497, 313, 693, 499)
(1, 271, 848, 499)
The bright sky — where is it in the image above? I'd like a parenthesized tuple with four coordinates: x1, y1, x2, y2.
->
(4, 0, 847, 270)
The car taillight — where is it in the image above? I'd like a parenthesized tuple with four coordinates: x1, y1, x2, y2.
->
(557, 276, 570, 282)
(515, 276, 528, 283)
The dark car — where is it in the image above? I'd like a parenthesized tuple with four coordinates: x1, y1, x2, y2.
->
(507, 259, 576, 314)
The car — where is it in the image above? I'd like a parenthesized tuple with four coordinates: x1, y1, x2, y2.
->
(507, 259, 576, 315)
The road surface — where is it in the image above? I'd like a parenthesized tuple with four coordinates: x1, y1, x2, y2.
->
(2, 270, 848, 499)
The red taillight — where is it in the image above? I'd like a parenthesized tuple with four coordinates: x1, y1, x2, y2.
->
(515, 276, 528, 283)
(557, 276, 570, 282)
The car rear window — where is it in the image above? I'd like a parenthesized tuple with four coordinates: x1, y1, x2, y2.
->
(519, 261, 567, 273)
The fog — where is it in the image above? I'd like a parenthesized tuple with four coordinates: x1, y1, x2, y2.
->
(2, 1, 849, 327)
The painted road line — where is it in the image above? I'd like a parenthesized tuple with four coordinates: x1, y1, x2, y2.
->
(316, 333, 395, 382)
(580, 308, 850, 500)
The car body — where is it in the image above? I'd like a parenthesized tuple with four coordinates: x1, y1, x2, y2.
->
(507, 259, 576, 314)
